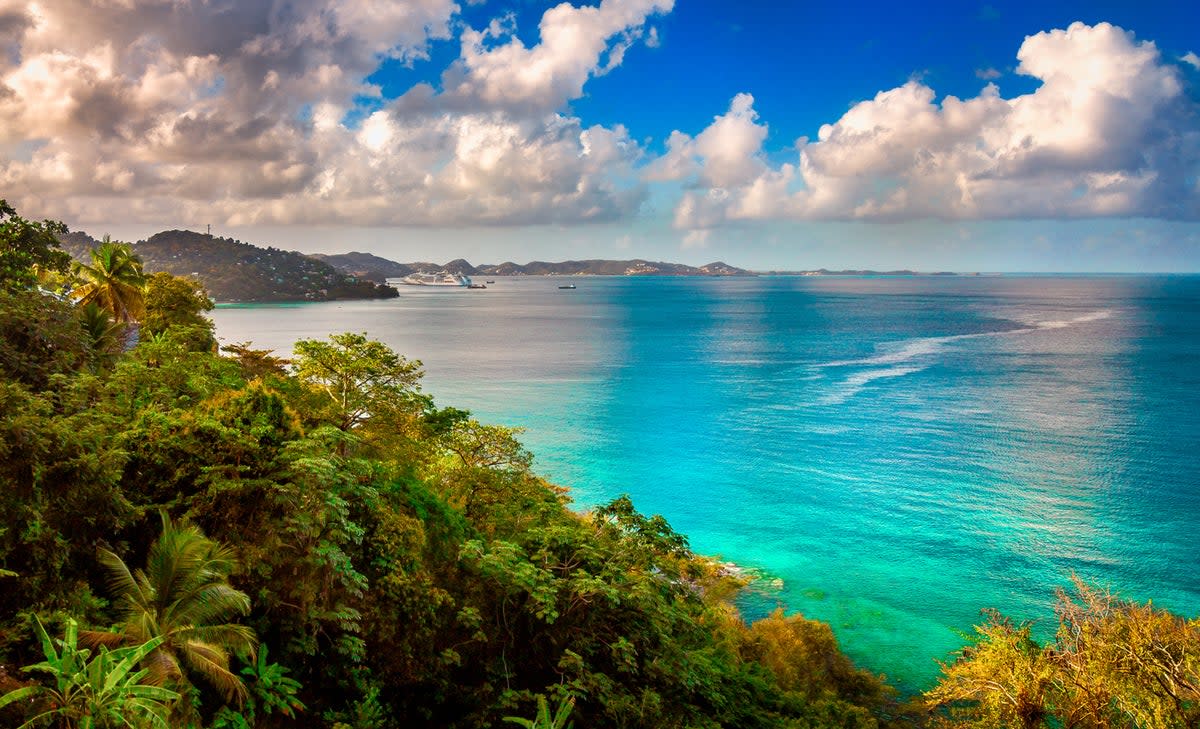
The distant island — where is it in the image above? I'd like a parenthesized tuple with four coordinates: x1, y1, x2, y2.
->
(314, 253, 969, 283)
(57, 229, 967, 303)
(311, 252, 753, 282)
(59, 230, 397, 303)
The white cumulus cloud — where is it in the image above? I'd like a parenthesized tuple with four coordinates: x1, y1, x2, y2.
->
(663, 22, 1200, 230)
(645, 92, 767, 188)
(2, 10, 1194, 235)
(436, 0, 672, 112)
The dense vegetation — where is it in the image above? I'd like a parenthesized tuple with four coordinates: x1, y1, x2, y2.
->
(58, 230, 396, 303)
(2, 201, 1198, 728)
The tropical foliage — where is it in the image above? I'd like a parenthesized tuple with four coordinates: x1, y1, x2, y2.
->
(209, 646, 305, 729)
(0, 618, 178, 729)
(142, 272, 217, 351)
(72, 237, 147, 324)
(85, 514, 257, 704)
(925, 577, 1200, 728)
(78, 303, 126, 371)
(504, 695, 575, 729)
(292, 331, 425, 432)
(0, 199, 71, 292)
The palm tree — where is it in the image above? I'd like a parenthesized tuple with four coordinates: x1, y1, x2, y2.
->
(78, 302, 124, 371)
(72, 237, 146, 324)
(85, 514, 257, 705)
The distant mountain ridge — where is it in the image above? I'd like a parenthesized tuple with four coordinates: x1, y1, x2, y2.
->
(312, 253, 753, 282)
(59, 230, 397, 302)
(760, 268, 962, 276)
(54, 229, 959, 303)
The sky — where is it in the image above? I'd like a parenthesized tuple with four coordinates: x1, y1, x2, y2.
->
(1, 0, 1198, 271)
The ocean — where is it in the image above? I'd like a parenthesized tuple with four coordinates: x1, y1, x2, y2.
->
(210, 274, 1200, 691)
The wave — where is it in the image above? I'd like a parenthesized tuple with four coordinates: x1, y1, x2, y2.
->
(1026, 309, 1112, 330)
(813, 309, 1113, 403)
(817, 309, 1113, 370)
(818, 366, 925, 405)
(818, 334, 980, 369)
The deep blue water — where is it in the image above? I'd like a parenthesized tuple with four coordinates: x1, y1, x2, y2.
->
(211, 275, 1200, 690)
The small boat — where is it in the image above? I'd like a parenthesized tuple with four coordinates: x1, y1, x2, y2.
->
(558, 284, 576, 289)
(468, 283, 487, 289)
(485, 280, 496, 284)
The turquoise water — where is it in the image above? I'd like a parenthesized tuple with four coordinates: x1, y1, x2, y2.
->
(211, 275, 1200, 691)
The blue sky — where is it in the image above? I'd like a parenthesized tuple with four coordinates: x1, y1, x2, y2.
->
(559, 0, 1192, 145)
(373, 0, 1197, 149)
(1, 0, 1198, 270)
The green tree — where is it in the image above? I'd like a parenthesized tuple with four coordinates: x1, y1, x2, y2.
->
(72, 238, 146, 324)
(141, 272, 215, 350)
(743, 609, 894, 727)
(0, 289, 88, 388)
(85, 514, 257, 705)
(426, 417, 553, 528)
(292, 332, 424, 432)
(453, 498, 796, 729)
(0, 200, 71, 292)
(221, 342, 290, 380)
(0, 617, 177, 729)
(0, 378, 131, 632)
(104, 327, 245, 416)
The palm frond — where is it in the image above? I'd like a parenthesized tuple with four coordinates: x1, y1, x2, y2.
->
(128, 608, 160, 646)
(176, 624, 256, 656)
(98, 548, 143, 610)
(146, 520, 204, 610)
(169, 584, 251, 627)
(181, 640, 248, 704)
(95, 514, 257, 703)
(70, 240, 146, 323)
(79, 629, 126, 649)
(139, 647, 182, 687)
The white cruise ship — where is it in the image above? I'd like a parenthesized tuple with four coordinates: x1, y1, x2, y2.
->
(392, 271, 471, 287)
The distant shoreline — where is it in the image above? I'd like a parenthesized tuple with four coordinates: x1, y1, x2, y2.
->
(755, 269, 967, 276)
(316, 251, 989, 280)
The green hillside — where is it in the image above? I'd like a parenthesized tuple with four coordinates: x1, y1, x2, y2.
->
(60, 230, 397, 302)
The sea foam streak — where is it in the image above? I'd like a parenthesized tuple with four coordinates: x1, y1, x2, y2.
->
(817, 366, 926, 405)
(813, 310, 1113, 404)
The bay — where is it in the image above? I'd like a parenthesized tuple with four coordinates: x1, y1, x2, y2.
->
(211, 274, 1200, 690)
